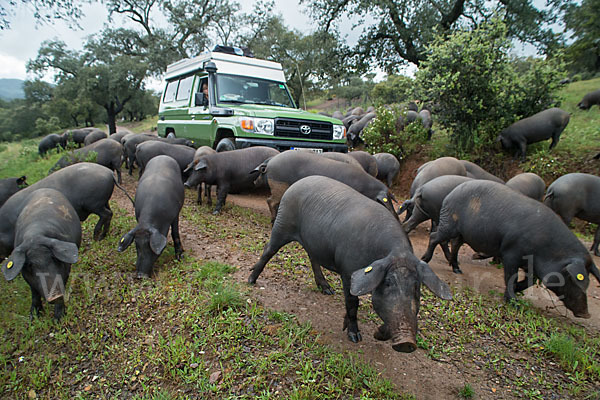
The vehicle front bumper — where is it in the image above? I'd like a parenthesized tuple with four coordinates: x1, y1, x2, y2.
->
(234, 137, 348, 153)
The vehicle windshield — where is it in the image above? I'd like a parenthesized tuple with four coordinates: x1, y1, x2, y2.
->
(215, 74, 295, 108)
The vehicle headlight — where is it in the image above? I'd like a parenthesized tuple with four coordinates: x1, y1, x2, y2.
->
(240, 118, 274, 135)
(333, 124, 346, 140)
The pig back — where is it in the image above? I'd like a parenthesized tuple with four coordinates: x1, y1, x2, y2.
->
(277, 176, 410, 269)
(135, 155, 184, 224)
(15, 188, 82, 247)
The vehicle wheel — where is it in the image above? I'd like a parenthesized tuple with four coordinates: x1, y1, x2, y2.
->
(216, 137, 235, 152)
(166, 130, 176, 139)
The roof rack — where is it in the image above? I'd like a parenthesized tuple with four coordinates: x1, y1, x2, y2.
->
(212, 45, 254, 58)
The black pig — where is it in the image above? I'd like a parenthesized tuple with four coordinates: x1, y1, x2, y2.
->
(118, 156, 184, 278)
(2, 188, 81, 320)
(248, 176, 452, 352)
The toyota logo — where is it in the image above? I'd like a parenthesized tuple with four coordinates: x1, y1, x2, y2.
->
(300, 125, 312, 134)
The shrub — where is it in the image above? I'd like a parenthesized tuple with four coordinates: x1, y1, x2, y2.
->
(415, 17, 564, 158)
(362, 106, 428, 159)
(370, 75, 414, 105)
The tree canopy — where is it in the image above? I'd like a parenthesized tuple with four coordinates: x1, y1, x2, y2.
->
(302, 0, 565, 72)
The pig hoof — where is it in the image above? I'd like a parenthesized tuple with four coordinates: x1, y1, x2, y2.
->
(452, 267, 463, 274)
(320, 286, 334, 295)
(212, 210, 220, 215)
(373, 326, 390, 341)
(137, 272, 150, 279)
(347, 331, 362, 343)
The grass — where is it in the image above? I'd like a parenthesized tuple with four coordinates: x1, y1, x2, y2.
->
(458, 383, 475, 399)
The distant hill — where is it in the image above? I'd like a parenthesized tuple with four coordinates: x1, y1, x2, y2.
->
(0, 79, 25, 101)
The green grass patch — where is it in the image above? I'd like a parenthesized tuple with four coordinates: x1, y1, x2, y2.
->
(0, 140, 66, 182)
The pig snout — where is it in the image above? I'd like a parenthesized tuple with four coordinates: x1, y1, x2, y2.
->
(373, 322, 417, 353)
(573, 310, 591, 319)
(46, 287, 64, 303)
(391, 334, 417, 353)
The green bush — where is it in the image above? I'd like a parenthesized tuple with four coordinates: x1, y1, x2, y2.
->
(362, 106, 428, 159)
(370, 75, 414, 105)
(415, 17, 564, 157)
(34, 116, 61, 136)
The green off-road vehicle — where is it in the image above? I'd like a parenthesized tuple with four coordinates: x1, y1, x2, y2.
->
(157, 46, 347, 152)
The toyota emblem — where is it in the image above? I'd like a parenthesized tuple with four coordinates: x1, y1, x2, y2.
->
(300, 125, 312, 134)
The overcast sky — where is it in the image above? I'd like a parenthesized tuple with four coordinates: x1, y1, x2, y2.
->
(0, 0, 343, 84)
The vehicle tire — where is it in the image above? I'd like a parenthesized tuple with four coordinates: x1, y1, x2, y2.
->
(216, 137, 235, 152)
(166, 130, 176, 139)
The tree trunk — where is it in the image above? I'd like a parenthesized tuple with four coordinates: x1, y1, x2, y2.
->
(105, 105, 117, 134)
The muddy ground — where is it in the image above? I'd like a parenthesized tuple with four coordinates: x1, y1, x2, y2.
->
(112, 172, 600, 400)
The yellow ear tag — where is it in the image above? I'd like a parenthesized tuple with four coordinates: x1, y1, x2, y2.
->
(577, 273, 584, 281)
(120, 238, 125, 243)
(6, 261, 13, 269)
(365, 266, 373, 273)
(382, 198, 388, 203)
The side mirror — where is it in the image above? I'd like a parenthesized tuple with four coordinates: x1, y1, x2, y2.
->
(195, 92, 207, 107)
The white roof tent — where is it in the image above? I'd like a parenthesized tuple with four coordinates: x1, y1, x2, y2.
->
(164, 50, 287, 83)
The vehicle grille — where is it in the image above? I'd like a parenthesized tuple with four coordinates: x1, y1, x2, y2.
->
(274, 118, 333, 140)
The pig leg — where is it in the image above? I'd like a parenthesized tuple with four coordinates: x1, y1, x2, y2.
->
(205, 184, 212, 206)
(591, 226, 600, 256)
(501, 253, 525, 302)
(248, 233, 293, 284)
(517, 140, 527, 162)
(53, 298, 66, 321)
(308, 256, 334, 295)
(448, 236, 464, 274)
(196, 184, 203, 205)
(128, 154, 134, 175)
(213, 183, 230, 214)
(549, 132, 560, 150)
(93, 205, 113, 241)
(30, 288, 43, 319)
(421, 229, 454, 263)
(171, 216, 183, 260)
(341, 277, 362, 343)
(116, 167, 122, 184)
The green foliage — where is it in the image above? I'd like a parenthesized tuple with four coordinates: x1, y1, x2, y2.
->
(458, 383, 475, 399)
(242, 11, 350, 107)
(305, 0, 563, 72)
(370, 75, 414, 105)
(563, 0, 600, 75)
(415, 18, 564, 157)
(521, 149, 566, 180)
(362, 106, 427, 159)
(544, 333, 600, 379)
(34, 116, 60, 135)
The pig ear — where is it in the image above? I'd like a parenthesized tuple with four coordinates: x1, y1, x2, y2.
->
(417, 261, 452, 300)
(149, 228, 167, 255)
(183, 162, 193, 173)
(375, 192, 392, 208)
(2, 247, 26, 281)
(42, 238, 79, 264)
(350, 260, 389, 296)
(117, 228, 136, 252)
(563, 262, 590, 291)
(17, 176, 27, 187)
(589, 263, 600, 284)
(194, 159, 208, 171)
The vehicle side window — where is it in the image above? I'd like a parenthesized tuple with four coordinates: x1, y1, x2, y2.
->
(176, 76, 194, 102)
(164, 80, 178, 103)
